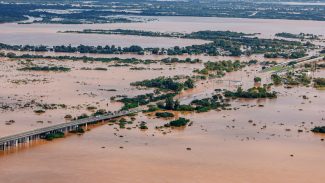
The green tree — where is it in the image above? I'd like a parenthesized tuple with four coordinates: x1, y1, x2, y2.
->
(165, 97, 175, 110)
(254, 77, 262, 83)
(174, 100, 180, 110)
(184, 78, 195, 89)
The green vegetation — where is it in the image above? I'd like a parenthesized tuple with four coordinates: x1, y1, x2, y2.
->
(271, 74, 282, 85)
(41, 132, 65, 141)
(144, 105, 160, 113)
(69, 127, 85, 134)
(63, 29, 253, 40)
(248, 59, 258, 65)
(275, 32, 319, 40)
(163, 97, 180, 110)
(313, 78, 325, 88)
(0, 3, 147, 24)
(264, 50, 306, 59)
(118, 118, 128, 129)
(254, 77, 262, 83)
(1, 1, 325, 24)
(0, 29, 309, 58)
(131, 77, 193, 92)
(62, 29, 183, 38)
(93, 67, 108, 71)
(161, 57, 201, 64)
(139, 122, 148, 130)
(269, 71, 313, 86)
(18, 66, 71, 72)
(155, 112, 175, 118)
(1, 53, 156, 65)
(164, 31, 307, 57)
(184, 78, 195, 89)
(190, 96, 230, 112)
(177, 105, 195, 112)
(92, 109, 107, 116)
(159, 94, 230, 113)
(224, 86, 277, 99)
(75, 114, 89, 120)
(283, 72, 312, 86)
(34, 109, 45, 114)
(194, 60, 245, 78)
(311, 126, 325, 133)
(116, 93, 176, 110)
(165, 118, 190, 127)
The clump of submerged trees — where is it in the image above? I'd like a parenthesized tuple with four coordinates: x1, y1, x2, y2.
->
(224, 86, 277, 99)
(116, 93, 177, 110)
(270, 71, 323, 87)
(194, 60, 246, 78)
(131, 77, 195, 92)
(313, 78, 325, 88)
(18, 66, 71, 72)
(41, 132, 65, 141)
(165, 118, 190, 127)
(155, 112, 175, 118)
(0, 29, 311, 58)
(311, 126, 325, 133)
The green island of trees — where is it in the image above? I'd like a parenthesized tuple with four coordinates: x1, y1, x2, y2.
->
(116, 93, 177, 110)
(271, 72, 312, 86)
(0, 52, 205, 66)
(254, 77, 262, 83)
(224, 86, 277, 99)
(311, 126, 325, 133)
(165, 118, 190, 127)
(18, 66, 71, 72)
(275, 32, 319, 40)
(194, 60, 245, 78)
(157, 94, 230, 113)
(161, 57, 201, 64)
(271, 74, 282, 85)
(155, 112, 175, 118)
(0, 29, 311, 58)
(264, 50, 307, 59)
(131, 77, 195, 92)
(61, 29, 184, 38)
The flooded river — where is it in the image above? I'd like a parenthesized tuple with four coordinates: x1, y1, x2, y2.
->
(0, 16, 324, 47)
(0, 17, 325, 183)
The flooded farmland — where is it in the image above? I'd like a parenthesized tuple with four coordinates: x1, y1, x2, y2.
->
(0, 16, 325, 183)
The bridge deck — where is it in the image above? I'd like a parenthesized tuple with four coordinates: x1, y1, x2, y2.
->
(262, 55, 324, 73)
(0, 109, 140, 145)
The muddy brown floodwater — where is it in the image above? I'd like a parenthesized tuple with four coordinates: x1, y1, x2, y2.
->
(0, 56, 324, 183)
(0, 16, 325, 47)
(0, 17, 325, 183)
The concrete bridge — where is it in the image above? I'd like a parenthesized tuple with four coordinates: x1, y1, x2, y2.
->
(216, 79, 243, 86)
(0, 108, 142, 151)
(293, 56, 324, 66)
(216, 79, 242, 83)
(277, 55, 316, 66)
(262, 54, 324, 73)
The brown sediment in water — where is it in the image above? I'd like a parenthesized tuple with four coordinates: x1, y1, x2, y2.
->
(0, 17, 325, 182)
(1, 57, 324, 182)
